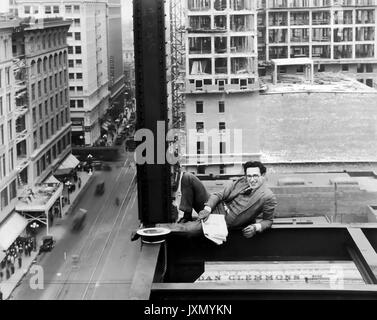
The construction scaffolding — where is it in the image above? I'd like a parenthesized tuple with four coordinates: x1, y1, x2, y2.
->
(169, 0, 186, 131)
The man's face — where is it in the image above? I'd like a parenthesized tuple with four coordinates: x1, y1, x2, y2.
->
(246, 167, 264, 189)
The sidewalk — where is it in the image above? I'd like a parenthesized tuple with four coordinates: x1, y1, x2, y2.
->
(0, 170, 95, 300)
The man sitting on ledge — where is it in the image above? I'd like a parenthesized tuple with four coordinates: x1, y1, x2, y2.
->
(133, 161, 277, 240)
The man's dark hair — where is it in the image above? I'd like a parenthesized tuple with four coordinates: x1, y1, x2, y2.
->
(243, 161, 266, 175)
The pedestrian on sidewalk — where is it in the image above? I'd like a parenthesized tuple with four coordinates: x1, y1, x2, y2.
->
(6, 268, 10, 279)
(0, 290, 3, 300)
(10, 263, 15, 275)
(0, 270, 3, 282)
(78, 177, 81, 188)
(17, 255, 22, 269)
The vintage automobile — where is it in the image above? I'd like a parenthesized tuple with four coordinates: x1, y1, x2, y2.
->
(72, 209, 87, 231)
(95, 181, 105, 196)
(38, 236, 55, 254)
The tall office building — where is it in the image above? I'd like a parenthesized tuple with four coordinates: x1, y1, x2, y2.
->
(0, 17, 71, 223)
(0, 18, 21, 222)
(16, 1, 110, 146)
(184, 0, 260, 175)
(12, 18, 72, 185)
(258, 0, 377, 87)
(107, 0, 125, 109)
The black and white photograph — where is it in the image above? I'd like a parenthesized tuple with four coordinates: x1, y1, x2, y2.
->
(0, 0, 377, 306)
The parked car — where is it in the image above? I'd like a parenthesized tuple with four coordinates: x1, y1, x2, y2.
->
(38, 236, 55, 254)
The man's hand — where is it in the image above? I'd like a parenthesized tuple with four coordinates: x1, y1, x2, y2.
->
(242, 224, 257, 239)
(198, 209, 211, 222)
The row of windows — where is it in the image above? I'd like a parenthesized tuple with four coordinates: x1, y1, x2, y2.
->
(68, 46, 82, 55)
(30, 51, 68, 76)
(31, 74, 68, 101)
(28, 32, 67, 53)
(31, 91, 69, 124)
(69, 99, 84, 108)
(67, 32, 81, 41)
(196, 121, 226, 132)
(196, 100, 225, 113)
(35, 132, 71, 178)
(68, 59, 82, 68)
(33, 108, 70, 151)
(196, 141, 227, 154)
(69, 73, 83, 80)
(24, 5, 80, 15)
(69, 86, 83, 92)
(0, 179, 17, 211)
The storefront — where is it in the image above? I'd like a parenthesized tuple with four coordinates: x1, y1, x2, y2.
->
(0, 212, 28, 256)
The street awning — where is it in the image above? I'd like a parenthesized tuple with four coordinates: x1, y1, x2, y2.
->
(0, 212, 28, 251)
(58, 154, 80, 170)
(54, 154, 79, 176)
(44, 174, 61, 184)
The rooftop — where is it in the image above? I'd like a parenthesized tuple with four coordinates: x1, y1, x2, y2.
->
(262, 72, 377, 94)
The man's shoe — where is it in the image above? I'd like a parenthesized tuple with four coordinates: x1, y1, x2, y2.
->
(130, 231, 140, 242)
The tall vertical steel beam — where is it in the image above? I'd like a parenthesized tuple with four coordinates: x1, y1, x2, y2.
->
(133, 0, 172, 224)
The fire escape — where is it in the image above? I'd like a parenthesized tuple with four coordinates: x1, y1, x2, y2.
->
(13, 27, 30, 188)
(95, 10, 103, 89)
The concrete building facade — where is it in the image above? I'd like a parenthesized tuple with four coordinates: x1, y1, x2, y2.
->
(0, 19, 21, 222)
(257, 0, 377, 87)
(15, 1, 110, 146)
(184, 0, 260, 175)
(12, 18, 72, 186)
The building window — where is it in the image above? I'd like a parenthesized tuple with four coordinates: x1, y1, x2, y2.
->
(219, 122, 226, 132)
(75, 33, 81, 41)
(0, 124, 4, 145)
(197, 165, 205, 174)
(74, 5, 80, 13)
(65, 5, 72, 13)
(69, 73, 75, 80)
(318, 64, 325, 72)
(196, 122, 204, 133)
(77, 100, 84, 108)
(5, 67, 10, 85)
(69, 86, 75, 92)
(45, 101, 48, 115)
(68, 60, 74, 67)
(366, 64, 373, 73)
(6, 93, 11, 112)
(38, 104, 42, 119)
(1, 155, 5, 177)
(9, 180, 16, 200)
(24, 6, 31, 14)
(50, 97, 54, 111)
(76, 73, 82, 79)
(1, 187, 8, 211)
(75, 46, 81, 54)
(68, 46, 73, 54)
(45, 6, 51, 14)
(219, 101, 225, 113)
(0, 97, 3, 116)
(51, 119, 54, 135)
(40, 126, 43, 144)
(70, 100, 75, 108)
(74, 18, 80, 27)
(31, 84, 36, 100)
(220, 142, 226, 154)
(9, 147, 14, 171)
(53, 6, 59, 14)
(32, 108, 36, 123)
(357, 64, 364, 73)
(8, 120, 12, 140)
(342, 64, 349, 71)
(197, 141, 204, 155)
(75, 59, 82, 66)
(77, 86, 83, 92)
(196, 101, 203, 113)
(220, 165, 225, 174)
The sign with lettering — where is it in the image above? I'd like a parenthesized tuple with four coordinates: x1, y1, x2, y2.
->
(196, 261, 364, 285)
